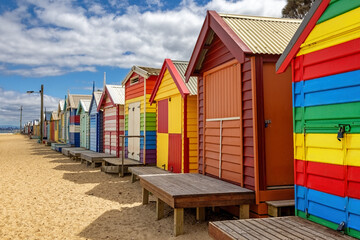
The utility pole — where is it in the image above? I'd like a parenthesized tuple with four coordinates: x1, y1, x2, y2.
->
(20, 106, 23, 133)
(40, 84, 44, 141)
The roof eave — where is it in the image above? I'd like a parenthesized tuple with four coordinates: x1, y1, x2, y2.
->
(121, 66, 151, 86)
(276, 0, 330, 73)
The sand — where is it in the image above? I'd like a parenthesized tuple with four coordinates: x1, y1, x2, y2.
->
(0, 134, 226, 240)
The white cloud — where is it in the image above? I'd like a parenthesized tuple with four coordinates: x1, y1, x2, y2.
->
(0, 0, 286, 77)
(0, 88, 59, 126)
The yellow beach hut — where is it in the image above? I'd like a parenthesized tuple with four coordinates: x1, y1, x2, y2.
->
(149, 59, 198, 173)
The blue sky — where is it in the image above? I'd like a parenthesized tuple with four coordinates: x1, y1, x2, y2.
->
(0, 0, 287, 126)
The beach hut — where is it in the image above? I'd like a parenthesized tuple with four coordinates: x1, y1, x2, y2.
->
(44, 111, 52, 141)
(185, 11, 301, 216)
(97, 85, 125, 157)
(121, 66, 160, 164)
(276, 0, 360, 237)
(66, 93, 92, 147)
(89, 90, 103, 152)
(76, 99, 91, 149)
(58, 100, 65, 143)
(33, 120, 39, 137)
(149, 60, 198, 173)
(50, 111, 59, 142)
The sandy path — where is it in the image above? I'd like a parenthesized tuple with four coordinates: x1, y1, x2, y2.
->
(0, 135, 218, 240)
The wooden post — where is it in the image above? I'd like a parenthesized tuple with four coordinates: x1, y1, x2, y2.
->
(131, 173, 136, 183)
(156, 198, 164, 220)
(239, 204, 250, 219)
(196, 207, 205, 221)
(142, 188, 149, 205)
(121, 136, 125, 177)
(174, 208, 184, 236)
(268, 205, 279, 217)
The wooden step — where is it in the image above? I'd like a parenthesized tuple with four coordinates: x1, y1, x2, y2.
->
(266, 200, 295, 217)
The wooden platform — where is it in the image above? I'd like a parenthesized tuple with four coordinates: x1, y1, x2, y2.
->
(80, 152, 116, 167)
(209, 216, 355, 240)
(139, 173, 254, 236)
(61, 147, 83, 156)
(68, 149, 92, 160)
(128, 166, 171, 183)
(102, 158, 143, 176)
(55, 144, 71, 152)
(266, 200, 295, 217)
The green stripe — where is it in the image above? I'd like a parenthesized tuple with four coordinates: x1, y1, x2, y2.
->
(296, 210, 359, 237)
(125, 113, 157, 131)
(293, 102, 360, 133)
(317, 0, 360, 24)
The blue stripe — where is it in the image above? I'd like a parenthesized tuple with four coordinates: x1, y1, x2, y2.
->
(124, 130, 156, 150)
(293, 70, 360, 107)
(295, 185, 360, 230)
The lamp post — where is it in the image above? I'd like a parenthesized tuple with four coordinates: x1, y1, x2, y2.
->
(27, 84, 44, 142)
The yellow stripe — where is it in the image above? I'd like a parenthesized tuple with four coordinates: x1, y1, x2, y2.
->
(125, 94, 156, 115)
(156, 133, 168, 170)
(154, 69, 180, 101)
(294, 133, 360, 166)
(297, 7, 360, 56)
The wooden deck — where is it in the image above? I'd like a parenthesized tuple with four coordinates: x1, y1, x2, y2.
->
(55, 144, 71, 152)
(128, 166, 171, 183)
(80, 152, 116, 167)
(51, 143, 70, 151)
(209, 216, 355, 240)
(61, 147, 84, 156)
(69, 149, 93, 160)
(139, 173, 254, 236)
(102, 158, 143, 176)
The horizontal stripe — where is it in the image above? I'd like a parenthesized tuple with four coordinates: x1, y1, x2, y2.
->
(317, 0, 360, 24)
(293, 70, 360, 107)
(295, 185, 360, 232)
(293, 38, 360, 82)
(104, 115, 125, 121)
(295, 159, 360, 199)
(298, 7, 360, 56)
(293, 102, 360, 133)
(294, 133, 360, 166)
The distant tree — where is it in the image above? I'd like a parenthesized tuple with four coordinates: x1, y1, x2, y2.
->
(282, 0, 315, 19)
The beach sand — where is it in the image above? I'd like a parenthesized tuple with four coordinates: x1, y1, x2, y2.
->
(0, 134, 229, 240)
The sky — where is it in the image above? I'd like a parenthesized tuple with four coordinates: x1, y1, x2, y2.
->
(0, 0, 287, 126)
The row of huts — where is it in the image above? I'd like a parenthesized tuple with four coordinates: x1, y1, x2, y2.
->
(30, 0, 360, 238)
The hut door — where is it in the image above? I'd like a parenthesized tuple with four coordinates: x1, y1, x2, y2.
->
(168, 134, 182, 173)
(262, 63, 293, 188)
(128, 102, 141, 161)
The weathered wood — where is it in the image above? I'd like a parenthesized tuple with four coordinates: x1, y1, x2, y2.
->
(266, 200, 295, 217)
(174, 208, 184, 237)
(239, 204, 249, 219)
(267, 205, 279, 217)
(196, 207, 205, 221)
(142, 188, 149, 205)
(131, 173, 137, 183)
(209, 216, 355, 240)
(156, 198, 164, 220)
(128, 166, 172, 183)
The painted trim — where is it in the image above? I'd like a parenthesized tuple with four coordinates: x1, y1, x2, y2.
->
(276, 0, 331, 73)
(185, 10, 251, 82)
(206, 117, 240, 122)
(150, 59, 190, 103)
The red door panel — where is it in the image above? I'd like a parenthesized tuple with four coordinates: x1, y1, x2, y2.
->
(168, 134, 182, 173)
(158, 99, 168, 133)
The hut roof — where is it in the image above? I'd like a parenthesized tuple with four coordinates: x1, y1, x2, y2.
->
(97, 85, 125, 111)
(67, 94, 92, 109)
(150, 59, 197, 104)
(76, 99, 91, 115)
(51, 111, 59, 121)
(121, 65, 161, 86)
(185, 11, 301, 81)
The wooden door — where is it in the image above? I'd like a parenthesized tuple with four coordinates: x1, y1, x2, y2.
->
(168, 134, 182, 173)
(262, 62, 293, 188)
(128, 101, 141, 161)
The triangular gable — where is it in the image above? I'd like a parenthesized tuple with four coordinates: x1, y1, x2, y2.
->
(89, 91, 102, 114)
(76, 101, 84, 115)
(121, 66, 160, 86)
(150, 59, 190, 104)
(185, 10, 251, 81)
(97, 85, 125, 111)
(276, 0, 330, 73)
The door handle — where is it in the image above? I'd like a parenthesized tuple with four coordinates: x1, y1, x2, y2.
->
(265, 120, 271, 128)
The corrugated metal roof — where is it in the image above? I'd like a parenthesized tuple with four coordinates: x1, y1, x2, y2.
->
(79, 99, 91, 112)
(122, 65, 161, 85)
(106, 85, 125, 105)
(93, 91, 102, 107)
(138, 66, 161, 76)
(51, 111, 59, 120)
(68, 94, 92, 109)
(220, 14, 302, 55)
(172, 61, 198, 95)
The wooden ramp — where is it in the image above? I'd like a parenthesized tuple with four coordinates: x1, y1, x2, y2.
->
(61, 147, 84, 156)
(209, 216, 354, 240)
(102, 158, 143, 177)
(139, 173, 254, 236)
(128, 166, 171, 183)
(80, 152, 116, 167)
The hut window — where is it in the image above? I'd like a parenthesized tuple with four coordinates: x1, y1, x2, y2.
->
(130, 76, 139, 85)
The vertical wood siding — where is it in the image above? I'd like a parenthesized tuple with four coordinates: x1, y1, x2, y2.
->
(168, 134, 182, 173)
(157, 99, 168, 133)
(197, 76, 204, 173)
(187, 95, 198, 173)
